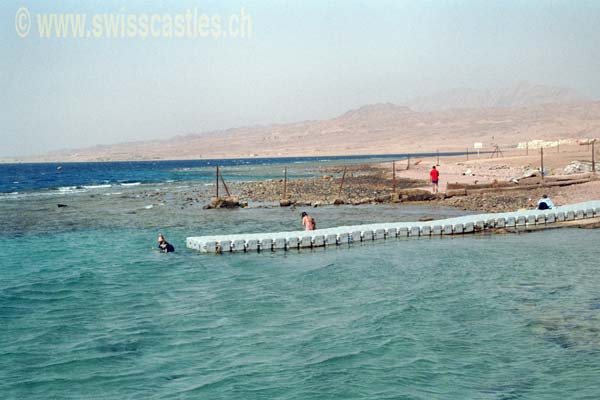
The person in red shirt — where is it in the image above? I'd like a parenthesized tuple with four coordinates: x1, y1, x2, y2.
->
(430, 165, 440, 193)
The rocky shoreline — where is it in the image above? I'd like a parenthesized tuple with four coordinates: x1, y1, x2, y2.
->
(209, 163, 536, 213)
(76, 153, 595, 215)
(229, 164, 432, 206)
(224, 160, 597, 213)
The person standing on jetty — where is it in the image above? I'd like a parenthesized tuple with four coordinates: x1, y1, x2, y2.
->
(430, 165, 440, 194)
(301, 212, 316, 231)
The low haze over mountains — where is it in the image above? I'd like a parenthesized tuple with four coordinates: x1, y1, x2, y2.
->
(407, 83, 590, 111)
(7, 84, 599, 162)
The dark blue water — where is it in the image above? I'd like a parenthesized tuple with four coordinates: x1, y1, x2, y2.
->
(0, 152, 460, 193)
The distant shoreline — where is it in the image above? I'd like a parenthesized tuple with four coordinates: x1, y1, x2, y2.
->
(0, 150, 473, 165)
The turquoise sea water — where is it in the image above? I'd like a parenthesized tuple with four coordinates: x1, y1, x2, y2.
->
(3, 219, 600, 399)
(2, 159, 600, 399)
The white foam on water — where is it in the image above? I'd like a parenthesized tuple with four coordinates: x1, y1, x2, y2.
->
(58, 186, 78, 192)
(83, 184, 112, 189)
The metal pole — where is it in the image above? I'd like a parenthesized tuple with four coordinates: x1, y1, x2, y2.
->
(466, 148, 469, 161)
(338, 167, 347, 198)
(407, 155, 410, 170)
(220, 172, 231, 197)
(392, 161, 396, 193)
(216, 165, 219, 198)
(540, 147, 544, 180)
(283, 167, 287, 198)
(593, 140, 596, 175)
(436, 149, 439, 165)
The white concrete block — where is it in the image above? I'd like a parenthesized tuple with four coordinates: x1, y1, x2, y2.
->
(287, 237, 299, 249)
(443, 224, 453, 235)
(586, 208, 594, 218)
(432, 225, 442, 235)
(556, 212, 565, 222)
(274, 237, 286, 250)
(375, 229, 386, 240)
(186, 238, 197, 250)
(338, 232, 350, 244)
(205, 241, 217, 253)
(496, 218, 506, 228)
(421, 226, 431, 236)
(566, 211, 575, 221)
(486, 219, 496, 228)
(464, 222, 474, 233)
(476, 220, 486, 230)
(326, 233, 338, 246)
(506, 217, 516, 227)
(536, 214, 546, 224)
(362, 230, 374, 241)
(454, 223, 464, 234)
(386, 228, 397, 238)
(576, 209, 585, 219)
(246, 239, 259, 251)
(410, 226, 421, 237)
(259, 238, 272, 251)
(232, 239, 246, 252)
(219, 240, 232, 252)
(300, 236, 312, 248)
(351, 230, 362, 242)
(545, 213, 556, 223)
(313, 235, 325, 247)
(595, 207, 600, 217)
(516, 216, 526, 226)
(527, 215, 537, 225)
(397, 227, 409, 237)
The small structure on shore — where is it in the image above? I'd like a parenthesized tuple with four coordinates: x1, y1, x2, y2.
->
(279, 166, 292, 207)
(204, 165, 247, 209)
(204, 197, 247, 209)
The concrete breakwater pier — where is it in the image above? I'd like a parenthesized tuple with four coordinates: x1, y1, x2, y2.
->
(187, 200, 600, 254)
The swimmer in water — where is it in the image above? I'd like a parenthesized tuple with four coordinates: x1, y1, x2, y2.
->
(157, 233, 175, 253)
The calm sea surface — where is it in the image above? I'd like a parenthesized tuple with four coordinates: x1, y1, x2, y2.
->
(1, 159, 599, 399)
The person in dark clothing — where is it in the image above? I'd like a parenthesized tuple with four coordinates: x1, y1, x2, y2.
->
(158, 233, 175, 253)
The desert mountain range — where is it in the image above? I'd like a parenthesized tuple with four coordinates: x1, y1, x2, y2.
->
(409, 82, 590, 111)
(8, 83, 600, 162)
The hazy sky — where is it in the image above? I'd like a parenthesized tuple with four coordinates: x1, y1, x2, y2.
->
(1, 0, 600, 157)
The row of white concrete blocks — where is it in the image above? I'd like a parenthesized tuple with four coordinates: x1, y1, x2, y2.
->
(186, 201, 600, 254)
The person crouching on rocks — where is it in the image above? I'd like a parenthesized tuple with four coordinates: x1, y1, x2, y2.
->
(537, 194, 555, 210)
(301, 212, 316, 231)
